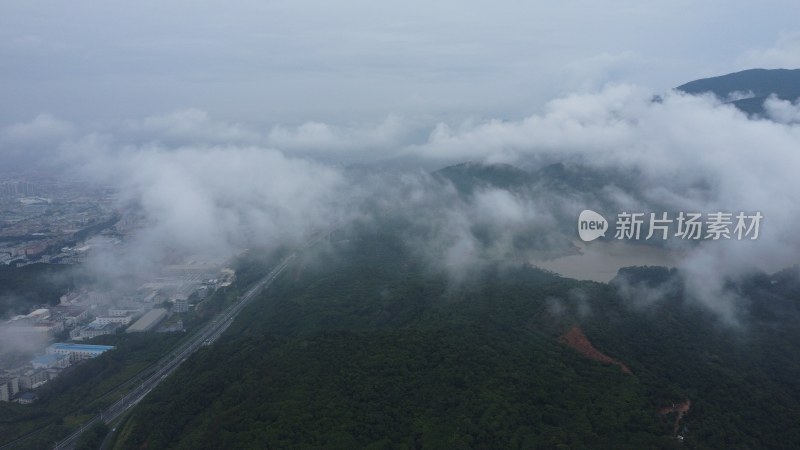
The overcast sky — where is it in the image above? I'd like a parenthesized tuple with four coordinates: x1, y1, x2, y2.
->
(2, 0, 800, 126)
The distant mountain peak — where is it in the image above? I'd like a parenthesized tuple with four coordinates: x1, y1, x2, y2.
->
(676, 68, 800, 116)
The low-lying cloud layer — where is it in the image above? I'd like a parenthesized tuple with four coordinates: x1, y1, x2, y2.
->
(3, 84, 800, 325)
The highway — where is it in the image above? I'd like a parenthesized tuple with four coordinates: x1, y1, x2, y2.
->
(50, 253, 296, 450)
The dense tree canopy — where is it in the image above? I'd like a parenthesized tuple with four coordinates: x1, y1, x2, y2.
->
(114, 231, 800, 449)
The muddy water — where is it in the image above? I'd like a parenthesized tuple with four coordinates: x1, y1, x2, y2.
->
(532, 240, 683, 282)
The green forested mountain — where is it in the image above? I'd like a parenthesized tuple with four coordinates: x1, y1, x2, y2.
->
(676, 68, 800, 115)
(433, 161, 639, 198)
(112, 228, 800, 449)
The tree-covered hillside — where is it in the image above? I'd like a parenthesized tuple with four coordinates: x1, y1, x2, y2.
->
(113, 229, 800, 449)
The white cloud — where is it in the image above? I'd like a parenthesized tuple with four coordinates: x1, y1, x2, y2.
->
(83, 144, 344, 255)
(124, 109, 262, 145)
(563, 51, 645, 92)
(5, 81, 800, 323)
(0, 114, 75, 144)
(406, 85, 648, 161)
(764, 96, 800, 124)
(400, 85, 800, 322)
(737, 31, 800, 69)
(267, 115, 418, 158)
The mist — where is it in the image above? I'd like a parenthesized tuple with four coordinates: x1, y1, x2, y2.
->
(2, 83, 800, 327)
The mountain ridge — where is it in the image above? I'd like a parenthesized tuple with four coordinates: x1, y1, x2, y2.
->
(676, 68, 800, 115)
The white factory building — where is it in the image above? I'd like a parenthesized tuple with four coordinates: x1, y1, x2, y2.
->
(46, 343, 115, 363)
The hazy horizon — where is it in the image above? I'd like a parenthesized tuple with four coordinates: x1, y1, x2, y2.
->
(4, 1, 800, 328)
(3, 1, 800, 126)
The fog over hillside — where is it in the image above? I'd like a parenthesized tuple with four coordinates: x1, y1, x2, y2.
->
(2, 83, 800, 326)
(6, 4, 800, 448)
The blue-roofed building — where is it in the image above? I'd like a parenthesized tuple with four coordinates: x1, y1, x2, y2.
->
(31, 353, 70, 369)
(46, 343, 115, 363)
(17, 392, 37, 404)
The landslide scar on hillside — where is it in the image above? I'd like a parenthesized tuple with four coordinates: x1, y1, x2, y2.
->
(559, 325, 632, 374)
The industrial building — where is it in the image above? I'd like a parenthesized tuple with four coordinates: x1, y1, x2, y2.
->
(0, 377, 19, 402)
(173, 297, 189, 313)
(18, 369, 48, 390)
(69, 322, 118, 340)
(94, 315, 133, 326)
(31, 354, 70, 370)
(108, 308, 141, 317)
(49, 305, 89, 326)
(126, 308, 168, 333)
(46, 343, 115, 363)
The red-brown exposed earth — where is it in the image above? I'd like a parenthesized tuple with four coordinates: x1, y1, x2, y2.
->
(558, 325, 632, 374)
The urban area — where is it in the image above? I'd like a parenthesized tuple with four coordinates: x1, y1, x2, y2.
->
(0, 175, 236, 404)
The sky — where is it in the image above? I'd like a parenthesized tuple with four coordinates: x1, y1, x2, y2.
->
(2, 0, 800, 126)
